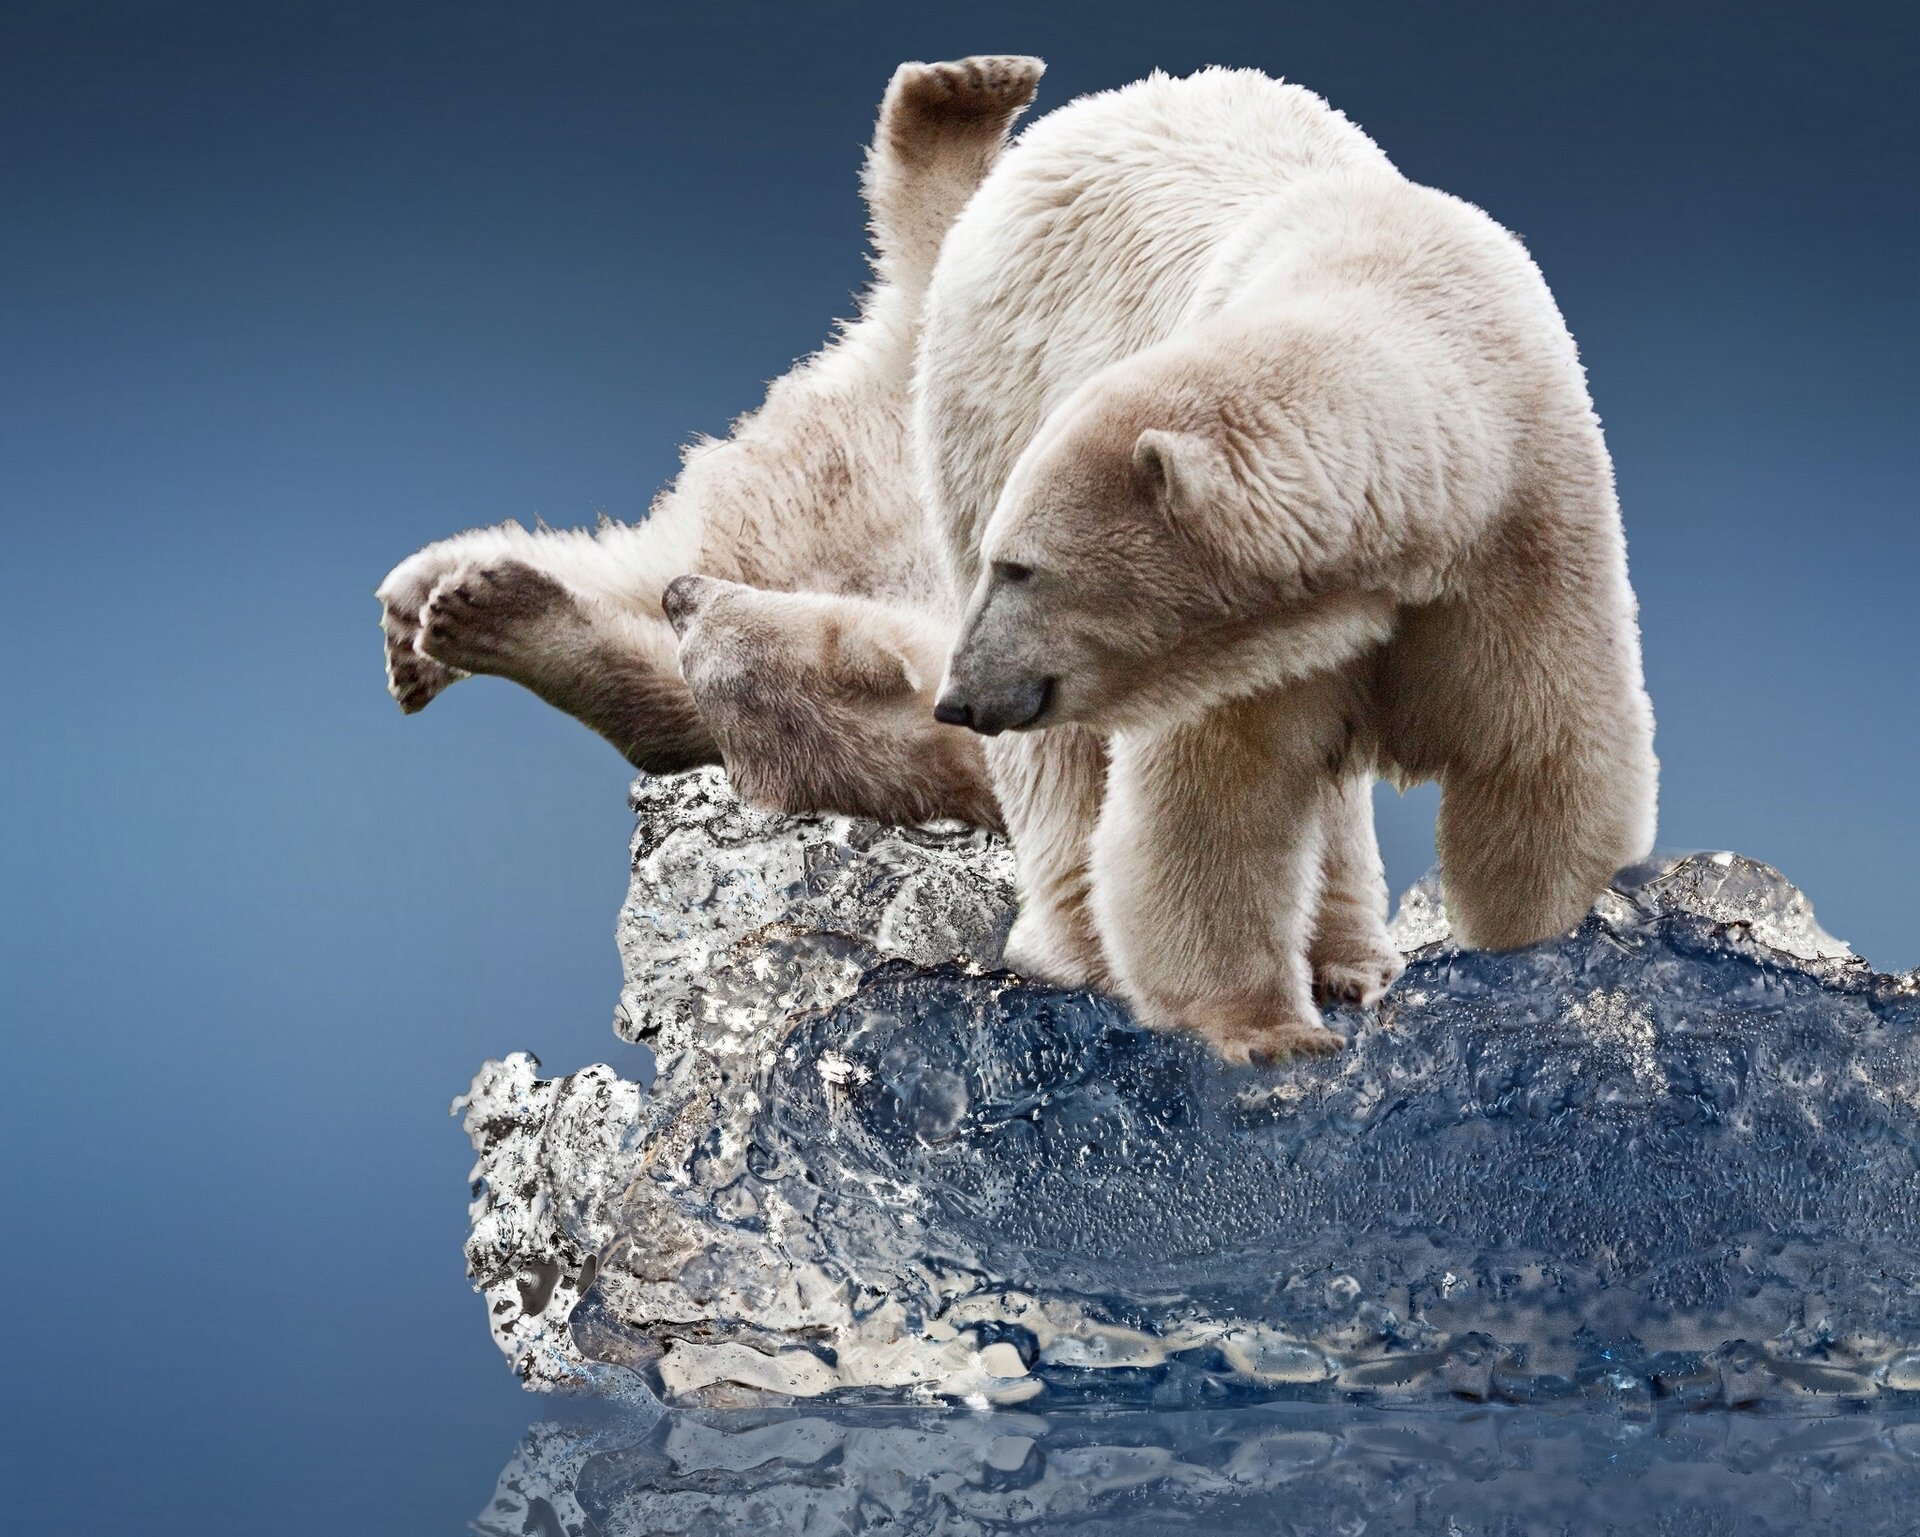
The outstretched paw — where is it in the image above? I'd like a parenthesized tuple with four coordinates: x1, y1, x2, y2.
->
(384, 617, 462, 714)
(1312, 943, 1405, 1009)
(377, 551, 468, 714)
(419, 561, 579, 680)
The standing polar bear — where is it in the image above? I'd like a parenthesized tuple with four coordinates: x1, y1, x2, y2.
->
(923, 69, 1658, 1058)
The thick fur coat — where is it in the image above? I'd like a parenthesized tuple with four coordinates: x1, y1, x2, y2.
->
(925, 69, 1657, 1057)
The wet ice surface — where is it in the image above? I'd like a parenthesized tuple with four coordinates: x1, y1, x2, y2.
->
(458, 770, 1920, 1417)
(475, 1401, 1920, 1535)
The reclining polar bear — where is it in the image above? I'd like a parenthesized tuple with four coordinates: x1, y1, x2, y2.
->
(376, 57, 1048, 780)
(923, 69, 1658, 1057)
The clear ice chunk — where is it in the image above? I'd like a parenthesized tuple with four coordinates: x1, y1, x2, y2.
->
(612, 768, 1014, 1054)
(456, 769, 1920, 1411)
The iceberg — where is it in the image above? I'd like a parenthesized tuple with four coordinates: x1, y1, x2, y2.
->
(456, 769, 1920, 1412)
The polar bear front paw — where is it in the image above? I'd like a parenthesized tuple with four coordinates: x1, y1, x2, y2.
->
(1175, 992, 1347, 1066)
(1004, 903, 1111, 991)
(419, 561, 578, 682)
(378, 556, 467, 714)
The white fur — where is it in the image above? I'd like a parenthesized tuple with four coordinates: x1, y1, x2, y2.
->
(920, 69, 1657, 1058)
(375, 59, 1415, 1020)
(665, 574, 1003, 832)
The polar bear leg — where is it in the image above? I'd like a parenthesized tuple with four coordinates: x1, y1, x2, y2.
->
(378, 520, 682, 705)
(380, 59, 1040, 769)
(420, 559, 715, 774)
(376, 526, 521, 713)
(377, 521, 716, 772)
(1436, 745, 1654, 951)
(865, 56, 1044, 300)
(992, 727, 1113, 989)
(1093, 679, 1357, 1062)
(1385, 506, 1658, 951)
(1310, 772, 1404, 1006)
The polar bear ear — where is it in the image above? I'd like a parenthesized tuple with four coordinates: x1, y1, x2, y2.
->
(1132, 429, 1219, 515)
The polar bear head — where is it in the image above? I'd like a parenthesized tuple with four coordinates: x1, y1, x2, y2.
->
(934, 365, 1397, 736)
(665, 575, 1002, 832)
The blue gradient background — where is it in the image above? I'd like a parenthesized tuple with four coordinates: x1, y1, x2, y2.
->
(1, 2, 1913, 1531)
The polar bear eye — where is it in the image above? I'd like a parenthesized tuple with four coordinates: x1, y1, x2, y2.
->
(993, 560, 1034, 585)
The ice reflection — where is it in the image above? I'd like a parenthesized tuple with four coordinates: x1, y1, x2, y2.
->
(476, 1402, 1920, 1535)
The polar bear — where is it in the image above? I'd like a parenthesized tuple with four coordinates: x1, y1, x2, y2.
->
(376, 56, 1048, 771)
(921, 69, 1658, 1058)
(663, 572, 1003, 832)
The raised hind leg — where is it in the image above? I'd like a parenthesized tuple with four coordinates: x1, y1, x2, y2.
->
(863, 56, 1045, 305)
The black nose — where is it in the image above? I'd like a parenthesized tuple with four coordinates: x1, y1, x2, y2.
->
(932, 696, 973, 728)
(661, 574, 700, 628)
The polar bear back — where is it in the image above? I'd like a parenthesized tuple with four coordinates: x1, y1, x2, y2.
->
(915, 68, 1395, 591)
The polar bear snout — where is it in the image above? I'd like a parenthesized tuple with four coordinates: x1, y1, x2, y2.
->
(939, 564, 1066, 734)
(661, 573, 713, 635)
(933, 674, 1054, 737)
(930, 693, 976, 729)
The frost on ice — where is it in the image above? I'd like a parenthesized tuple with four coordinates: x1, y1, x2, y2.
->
(455, 768, 1920, 1411)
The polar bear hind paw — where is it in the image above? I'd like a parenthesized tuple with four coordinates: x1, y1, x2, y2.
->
(890, 56, 1044, 127)
(378, 567, 464, 714)
(385, 628, 461, 714)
